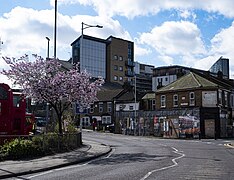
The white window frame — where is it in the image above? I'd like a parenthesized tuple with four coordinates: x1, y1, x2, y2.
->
(173, 94, 178, 107)
(99, 102, 103, 113)
(161, 95, 166, 108)
(107, 102, 112, 112)
(189, 92, 195, 106)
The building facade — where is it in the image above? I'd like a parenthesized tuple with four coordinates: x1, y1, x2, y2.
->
(71, 35, 107, 79)
(71, 35, 135, 83)
(155, 72, 234, 139)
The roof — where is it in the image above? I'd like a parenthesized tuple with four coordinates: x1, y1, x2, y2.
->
(142, 93, 155, 99)
(97, 89, 123, 101)
(156, 72, 219, 93)
(71, 35, 107, 46)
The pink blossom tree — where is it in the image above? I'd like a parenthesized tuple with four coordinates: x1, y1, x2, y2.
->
(1, 55, 104, 134)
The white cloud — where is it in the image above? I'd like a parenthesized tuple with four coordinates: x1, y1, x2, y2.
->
(0, 6, 130, 60)
(139, 21, 206, 58)
(56, 0, 234, 19)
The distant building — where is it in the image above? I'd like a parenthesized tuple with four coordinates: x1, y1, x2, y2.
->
(209, 56, 229, 79)
(134, 62, 154, 92)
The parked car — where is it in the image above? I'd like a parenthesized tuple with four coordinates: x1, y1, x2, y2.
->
(106, 124, 115, 133)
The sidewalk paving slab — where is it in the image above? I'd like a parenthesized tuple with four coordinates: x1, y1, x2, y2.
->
(0, 140, 111, 179)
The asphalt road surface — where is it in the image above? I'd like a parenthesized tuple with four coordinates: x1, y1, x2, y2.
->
(14, 131, 234, 180)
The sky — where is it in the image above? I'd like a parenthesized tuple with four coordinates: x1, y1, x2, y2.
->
(1, 0, 234, 85)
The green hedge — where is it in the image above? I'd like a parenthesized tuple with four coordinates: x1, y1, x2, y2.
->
(0, 138, 43, 160)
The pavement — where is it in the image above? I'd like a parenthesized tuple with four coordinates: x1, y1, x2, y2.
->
(0, 140, 111, 179)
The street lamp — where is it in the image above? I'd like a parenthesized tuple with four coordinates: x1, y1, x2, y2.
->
(79, 22, 103, 133)
(54, 0, 57, 59)
(46, 37, 50, 59)
(81, 22, 103, 36)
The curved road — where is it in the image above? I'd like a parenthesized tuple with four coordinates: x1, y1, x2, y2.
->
(21, 131, 234, 180)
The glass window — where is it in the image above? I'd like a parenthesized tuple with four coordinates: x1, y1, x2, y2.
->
(151, 99, 156, 110)
(218, 90, 222, 105)
(119, 76, 123, 81)
(173, 94, 178, 107)
(114, 55, 118, 60)
(107, 102, 112, 112)
(0, 87, 8, 100)
(89, 104, 94, 113)
(189, 92, 195, 106)
(224, 91, 228, 107)
(119, 56, 123, 61)
(161, 95, 166, 108)
(114, 65, 118, 70)
(99, 102, 103, 113)
(119, 66, 123, 71)
(114, 76, 118, 81)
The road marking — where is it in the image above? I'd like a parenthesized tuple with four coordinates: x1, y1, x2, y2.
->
(140, 147, 185, 180)
(27, 170, 53, 179)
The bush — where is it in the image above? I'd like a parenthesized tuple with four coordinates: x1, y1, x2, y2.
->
(0, 138, 43, 160)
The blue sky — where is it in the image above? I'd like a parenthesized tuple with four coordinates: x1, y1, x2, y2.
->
(1, 0, 234, 84)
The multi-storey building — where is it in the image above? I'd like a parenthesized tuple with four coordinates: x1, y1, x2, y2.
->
(71, 35, 135, 84)
(209, 56, 229, 79)
(134, 62, 154, 92)
(152, 57, 230, 91)
(106, 36, 135, 84)
(71, 35, 107, 79)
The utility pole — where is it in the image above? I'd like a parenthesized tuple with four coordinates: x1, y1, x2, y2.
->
(54, 0, 57, 59)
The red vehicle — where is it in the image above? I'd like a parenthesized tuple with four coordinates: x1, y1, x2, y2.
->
(0, 83, 34, 136)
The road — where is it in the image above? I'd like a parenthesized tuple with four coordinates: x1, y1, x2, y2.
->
(16, 131, 234, 180)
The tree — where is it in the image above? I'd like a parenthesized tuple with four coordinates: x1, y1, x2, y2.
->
(1, 55, 104, 134)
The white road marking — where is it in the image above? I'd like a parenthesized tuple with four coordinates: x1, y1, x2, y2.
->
(140, 146, 185, 180)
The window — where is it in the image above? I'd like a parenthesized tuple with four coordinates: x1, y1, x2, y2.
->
(119, 56, 123, 61)
(89, 104, 94, 113)
(224, 91, 228, 107)
(218, 90, 222, 105)
(114, 65, 118, 70)
(114, 55, 118, 60)
(107, 102, 112, 112)
(102, 116, 111, 124)
(119, 76, 123, 81)
(99, 102, 103, 112)
(114, 76, 118, 81)
(231, 94, 234, 108)
(119, 66, 123, 71)
(173, 94, 178, 107)
(151, 99, 156, 110)
(161, 95, 166, 108)
(189, 92, 195, 106)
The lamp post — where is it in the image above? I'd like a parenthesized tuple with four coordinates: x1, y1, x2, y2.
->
(134, 75, 137, 135)
(81, 22, 103, 36)
(54, 0, 57, 59)
(46, 37, 50, 59)
(79, 22, 103, 133)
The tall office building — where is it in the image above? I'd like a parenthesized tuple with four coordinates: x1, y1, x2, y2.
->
(106, 36, 134, 84)
(71, 35, 106, 79)
(71, 35, 135, 84)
